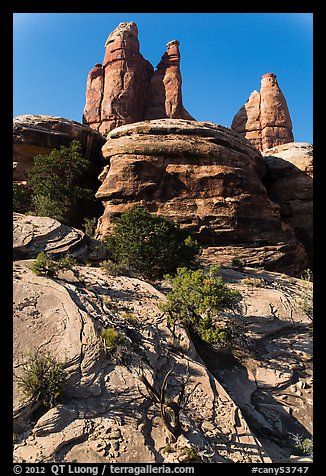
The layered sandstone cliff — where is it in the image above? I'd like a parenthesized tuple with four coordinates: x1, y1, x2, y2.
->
(263, 142, 313, 262)
(231, 73, 294, 151)
(95, 118, 309, 275)
(83, 22, 193, 135)
(13, 114, 105, 185)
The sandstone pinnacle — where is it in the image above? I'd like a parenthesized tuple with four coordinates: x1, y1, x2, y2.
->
(231, 73, 294, 151)
(82, 22, 193, 135)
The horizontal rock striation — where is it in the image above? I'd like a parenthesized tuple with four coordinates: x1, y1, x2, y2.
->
(231, 73, 294, 151)
(95, 118, 309, 275)
(13, 114, 105, 184)
(13, 213, 108, 263)
(263, 142, 313, 263)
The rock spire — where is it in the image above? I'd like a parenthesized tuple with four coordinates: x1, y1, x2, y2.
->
(144, 40, 194, 120)
(83, 22, 193, 135)
(231, 73, 294, 151)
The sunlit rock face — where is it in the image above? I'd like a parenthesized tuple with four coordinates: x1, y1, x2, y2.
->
(95, 118, 309, 276)
(83, 22, 193, 136)
(232, 73, 294, 151)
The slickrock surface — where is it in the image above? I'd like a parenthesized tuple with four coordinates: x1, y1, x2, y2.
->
(263, 143, 313, 262)
(202, 266, 313, 462)
(13, 213, 87, 259)
(83, 22, 193, 135)
(13, 213, 107, 262)
(13, 115, 105, 184)
(232, 73, 294, 151)
(13, 257, 312, 463)
(96, 119, 309, 275)
(13, 261, 271, 464)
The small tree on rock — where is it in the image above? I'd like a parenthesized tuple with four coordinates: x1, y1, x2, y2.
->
(105, 205, 201, 280)
(27, 140, 96, 225)
(160, 266, 243, 348)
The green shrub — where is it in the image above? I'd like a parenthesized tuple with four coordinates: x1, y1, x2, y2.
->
(16, 352, 66, 407)
(299, 268, 313, 320)
(31, 252, 77, 277)
(231, 258, 247, 272)
(13, 183, 32, 213)
(290, 434, 313, 457)
(83, 217, 98, 237)
(242, 277, 265, 287)
(32, 194, 69, 222)
(105, 205, 201, 280)
(101, 259, 133, 277)
(100, 327, 129, 365)
(27, 141, 96, 224)
(160, 266, 243, 348)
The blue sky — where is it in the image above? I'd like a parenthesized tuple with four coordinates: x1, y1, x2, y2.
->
(13, 13, 313, 143)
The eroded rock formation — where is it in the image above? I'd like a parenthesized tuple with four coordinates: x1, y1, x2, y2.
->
(13, 248, 312, 462)
(83, 22, 153, 135)
(144, 40, 194, 120)
(83, 22, 193, 135)
(13, 213, 107, 262)
(231, 73, 294, 151)
(263, 142, 313, 262)
(13, 114, 105, 185)
(95, 118, 309, 275)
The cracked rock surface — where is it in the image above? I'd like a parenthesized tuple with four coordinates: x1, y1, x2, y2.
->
(13, 242, 312, 463)
(13, 260, 272, 463)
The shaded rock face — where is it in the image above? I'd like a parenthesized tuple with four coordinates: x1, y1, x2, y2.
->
(231, 73, 294, 151)
(96, 119, 309, 276)
(83, 22, 193, 135)
(262, 143, 313, 263)
(13, 114, 105, 228)
(13, 114, 105, 185)
(200, 266, 313, 463)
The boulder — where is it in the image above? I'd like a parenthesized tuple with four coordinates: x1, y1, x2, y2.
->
(263, 143, 313, 262)
(232, 73, 294, 151)
(95, 118, 309, 275)
(13, 213, 87, 259)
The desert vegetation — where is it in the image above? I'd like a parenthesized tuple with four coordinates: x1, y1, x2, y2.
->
(14, 141, 97, 226)
(104, 205, 201, 280)
(30, 252, 77, 277)
(160, 266, 243, 348)
(16, 352, 66, 408)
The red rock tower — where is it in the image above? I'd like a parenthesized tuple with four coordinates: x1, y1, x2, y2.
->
(144, 40, 194, 120)
(231, 73, 294, 151)
(83, 22, 153, 135)
(83, 22, 194, 135)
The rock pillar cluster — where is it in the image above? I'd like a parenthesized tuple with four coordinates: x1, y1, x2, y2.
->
(232, 73, 294, 151)
(83, 22, 193, 135)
